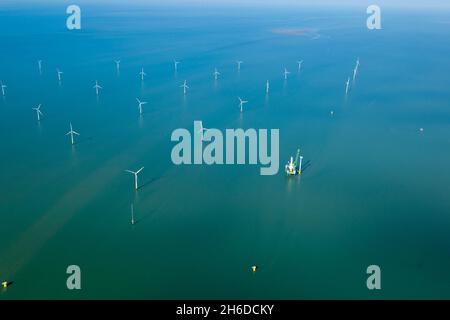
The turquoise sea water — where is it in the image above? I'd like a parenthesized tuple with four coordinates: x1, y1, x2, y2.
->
(1, 3, 450, 299)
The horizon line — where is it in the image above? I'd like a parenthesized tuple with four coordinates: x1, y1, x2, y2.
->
(1, 0, 450, 11)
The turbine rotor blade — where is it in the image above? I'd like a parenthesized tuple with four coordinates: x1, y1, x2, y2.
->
(136, 167, 144, 174)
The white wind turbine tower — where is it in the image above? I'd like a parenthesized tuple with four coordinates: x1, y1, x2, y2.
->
(283, 68, 290, 80)
(198, 121, 209, 140)
(136, 98, 147, 115)
(57, 69, 63, 82)
(345, 77, 350, 96)
(115, 60, 121, 73)
(38, 60, 43, 74)
(213, 68, 220, 80)
(236, 60, 243, 71)
(180, 80, 189, 95)
(139, 67, 146, 81)
(266, 80, 270, 94)
(125, 167, 144, 190)
(238, 97, 248, 112)
(352, 57, 360, 82)
(1, 81, 6, 96)
(131, 204, 135, 225)
(66, 122, 80, 145)
(297, 60, 303, 72)
(174, 60, 180, 72)
(32, 104, 43, 121)
(93, 80, 102, 96)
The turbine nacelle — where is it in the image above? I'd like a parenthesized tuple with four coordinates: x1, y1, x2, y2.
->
(125, 167, 144, 190)
(174, 60, 180, 71)
(56, 69, 63, 81)
(136, 98, 148, 114)
(66, 122, 80, 145)
(0, 81, 6, 95)
(139, 68, 146, 80)
(197, 121, 209, 140)
(180, 80, 189, 94)
(115, 60, 121, 72)
(283, 68, 290, 79)
(213, 68, 220, 79)
(32, 104, 43, 120)
(238, 97, 248, 112)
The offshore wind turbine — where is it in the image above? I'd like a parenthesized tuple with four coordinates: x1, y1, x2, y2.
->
(136, 98, 147, 115)
(213, 68, 220, 80)
(1, 81, 6, 96)
(93, 80, 102, 96)
(345, 77, 350, 96)
(352, 57, 360, 81)
(125, 167, 144, 190)
(299, 155, 304, 174)
(236, 60, 243, 71)
(180, 80, 189, 95)
(266, 80, 270, 94)
(174, 60, 180, 72)
(238, 97, 248, 112)
(32, 104, 43, 121)
(56, 69, 63, 82)
(297, 60, 303, 72)
(66, 122, 80, 145)
(139, 67, 146, 81)
(283, 68, 290, 80)
(198, 121, 209, 140)
(198, 122, 208, 134)
(131, 204, 135, 225)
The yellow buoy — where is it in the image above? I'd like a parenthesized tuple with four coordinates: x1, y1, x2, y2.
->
(2, 281, 8, 288)
(251, 265, 257, 273)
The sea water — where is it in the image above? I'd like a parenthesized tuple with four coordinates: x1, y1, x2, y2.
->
(1, 2, 450, 299)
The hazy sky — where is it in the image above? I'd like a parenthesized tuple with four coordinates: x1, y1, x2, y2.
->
(151, 0, 447, 6)
(80, 0, 450, 8)
(3, 0, 450, 10)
